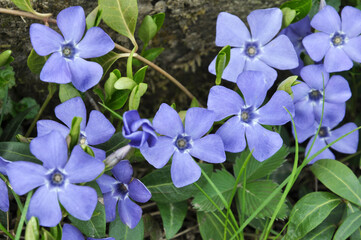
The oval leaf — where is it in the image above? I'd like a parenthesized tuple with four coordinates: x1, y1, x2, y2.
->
(157, 201, 187, 239)
(334, 211, 361, 240)
(109, 216, 144, 240)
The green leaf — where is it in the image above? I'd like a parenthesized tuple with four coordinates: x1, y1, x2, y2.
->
(106, 90, 130, 110)
(152, 13, 165, 32)
(197, 211, 232, 240)
(41, 229, 56, 240)
(99, 0, 138, 41)
(0, 142, 39, 163)
(300, 221, 336, 240)
(128, 83, 147, 110)
(157, 201, 187, 239)
(277, 76, 299, 98)
(311, 159, 361, 206)
(134, 66, 148, 84)
(143, 214, 162, 240)
(141, 163, 213, 203)
(114, 77, 137, 90)
(86, 6, 102, 29)
(93, 51, 122, 79)
(280, 0, 312, 23)
(25, 216, 39, 240)
(14, 97, 39, 119)
(334, 211, 361, 240)
(0, 106, 33, 141)
(190, 98, 200, 108)
(0, 50, 13, 67)
(95, 132, 129, 155)
(192, 169, 235, 212)
(69, 201, 106, 238)
(286, 192, 342, 239)
(309, 0, 340, 19)
(215, 45, 231, 85)
(93, 88, 105, 103)
(109, 216, 144, 240)
(27, 49, 47, 74)
(59, 84, 81, 103)
(138, 15, 158, 44)
(69, 116, 82, 150)
(10, 0, 35, 13)
(49, 225, 62, 240)
(105, 70, 120, 101)
(281, 7, 297, 28)
(345, 201, 361, 240)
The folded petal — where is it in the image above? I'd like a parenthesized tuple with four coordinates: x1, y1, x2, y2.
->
(59, 184, 97, 221)
(258, 91, 294, 125)
(104, 192, 118, 222)
(30, 23, 63, 56)
(215, 12, 250, 47)
(327, 123, 359, 154)
(302, 33, 330, 61)
(77, 27, 114, 58)
(36, 120, 69, 138)
(0, 179, 9, 212)
(27, 186, 61, 227)
(55, 96, 87, 129)
(30, 131, 68, 169)
(190, 134, 226, 163)
(306, 137, 335, 164)
(246, 124, 283, 161)
(140, 136, 174, 168)
(243, 58, 277, 87)
(324, 47, 353, 72)
(171, 151, 201, 188)
(207, 86, 243, 121)
(40, 52, 72, 84)
(295, 122, 317, 143)
(294, 100, 315, 130)
(311, 5, 341, 34)
(62, 224, 84, 239)
(96, 174, 117, 194)
(324, 75, 351, 103)
(341, 6, 361, 38)
(85, 110, 115, 145)
(237, 71, 268, 108)
(112, 160, 133, 184)
(65, 146, 104, 184)
(300, 64, 329, 90)
(216, 116, 246, 153)
(57, 6, 85, 43)
(260, 35, 298, 70)
(185, 108, 215, 139)
(343, 36, 361, 62)
(292, 82, 311, 103)
(118, 197, 142, 229)
(247, 8, 282, 45)
(153, 103, 184, 138)
(69, 58, 103, 92)
(128, 179, 151, 203)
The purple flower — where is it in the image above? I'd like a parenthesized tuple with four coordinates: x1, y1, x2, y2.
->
(30, 6, 114, 92)
(37, 97, 115, 160)
(140, 104, 226, 187)
(122, 110, 157, 148)
(303, 6, 361, 72)
(96, 160, 151, 229)
(208, 8, 298, 86)
(0, 157, 10, 212)
(207, 71, 295, 161)
(62, 224, 115, 240)
(6, 131, 104, 227)
(280, 16, 312, 75)
(292, 64, 351, 130)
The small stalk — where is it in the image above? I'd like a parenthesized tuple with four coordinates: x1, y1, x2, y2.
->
(15, 190, 33, 240)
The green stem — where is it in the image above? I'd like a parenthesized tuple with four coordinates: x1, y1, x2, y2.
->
(273, 221, 290, 239)
(340, 150, 361, 162)
(0, 174, 23, 213)
(0, 222, 14, 240)
(98, 102, 123, 120)
(0, 85, 8, 128)
(240, 168, 246, 240)
(15, 190, 33, 240)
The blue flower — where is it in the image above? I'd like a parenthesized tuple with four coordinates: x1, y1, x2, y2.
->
(140, 104, 226, 187)
(30, 6, 114, 92)
(96, 160, 151, 229)
(303, 5, 361, 72)
(6, 131, 104, 227)
(37, 97, 115, 160)
(122, 110, 157, 148)
(292, 64, 351, 130)
(62, 224, 115, 240)
(0, 157, 10, 212)
(207, 71, 295, 161)
(208, 8, 298, 86)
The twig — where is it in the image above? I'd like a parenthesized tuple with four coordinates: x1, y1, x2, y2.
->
(171, 225, 198, 239)
(0, 8, 55, 23)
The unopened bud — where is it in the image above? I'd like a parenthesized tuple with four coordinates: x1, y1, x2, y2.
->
(104, 145, 132, 169)
(319, 0, 326, 11)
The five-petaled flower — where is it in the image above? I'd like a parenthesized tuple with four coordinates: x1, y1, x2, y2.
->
(62, 224, 115, 240)
(30, 6, 114, 92)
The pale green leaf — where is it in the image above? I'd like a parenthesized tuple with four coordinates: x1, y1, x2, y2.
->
(59, 84, 81, 103)
(157, 201, 187, 239)
(109, 216, 144, 240)
(27, 49, 47, 74)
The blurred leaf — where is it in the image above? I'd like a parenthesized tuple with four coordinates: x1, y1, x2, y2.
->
(280, 0, 312, 23)
(133, 48, 164, 67)
(157, 201, 187, 239)
(309, 0, 340, 19)
(0, 50, 13, 67)
(334, 211, 361, 240)
(300, 221, 336, 240)
(41, 229, 56, 240)
(93, 88, 105, 103)
(129, 83, 147, 110)
(114, 77, 137, 90)
(134, 66, 148, 84)
(25, 216, 40, 240)
(197, 211, 232, 240)
(27, 49, 47, 74)
(152, 13, 165, 32)
(190, 98, 200, 108)
(13, 97, 39, 119)
(95, 132, 129, 156)
(0, 65, 15, 89)
(59, 84, 81, 103)
(86, 6, 102, 29)
(10, 0, 35, 13)
(49, 225, 62, 240)
(0, 106, 33, 141)
(0, 142, 39, 163)
(281, 7, 297, 28)
(139, 15, 158, 44)
(143, 214, 162, 240)
(93, 51, 122, 79)
(109, 216, 144, 240)
(215, 45, 231, 85)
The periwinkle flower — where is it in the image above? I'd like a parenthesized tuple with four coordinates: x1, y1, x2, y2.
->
(96, 160, 151, 229)
(140, 104, 226, 187)
(6, 131, 104, 227)
(122, 110, 157, 148)
(208, 8, 298, 86)
(37, 97, 115, 160)
(62, 224, 115, 240)
(303, 5, 361, 72)
(292, 64, 351, 129)
(207, 71, 294, 161)
(0, 157, 10, 212)
(30, 6, 114, 92)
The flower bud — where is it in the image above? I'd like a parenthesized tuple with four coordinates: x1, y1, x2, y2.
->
(104, 145, 132, 169)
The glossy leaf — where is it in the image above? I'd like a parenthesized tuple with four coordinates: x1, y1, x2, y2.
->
(27, 49, 47, 74)
(129, 83, 147, 110)
(106, 90, 130, 111)
(109, 216, 144, 240)
(133, 66, 148, 84)
(86, 6, 102, 29)
(157, 201, 187, 239)
(281, 7, 296, 28)
(114, 77, 137, 90)
(152, 13, 165, 32)
(334, 211, 361, 240)
(300, 221, 336, 240)
(93, 51, 122, 79)
(280, 0, 312, 23)
(138, 15, 158, 44)
(277, 76, 299, 98)
(105, 70, 120, 101)
(0, 142, 39, 163)
(59, 84, 81, 103)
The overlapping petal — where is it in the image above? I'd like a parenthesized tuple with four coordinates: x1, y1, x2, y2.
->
(314, 102, 345, 129)
(295, 122, 317, 143)
(77, 27, 114, 58)
(243, 58, 278, 87)
(324, 75, 351, 103)
(57, 6, 85, 43)
(311, 5, 341, 33)
(185, 108, 215, 139)
(237, 71, 268, 108)
(128, 179, 152, 203)
(190, 134, 226, 163)
(292, 82, 310, 102)
(216, 116, 246, 153)
(30, 24, 63, 56)
(55, 97, 87, 129)
(302, 32, 330, 61)
(327, 123, 359, 154)
(36, 120, 69, 138)
(62, 224, 84, 240)
(85, 110, 116, 145)
(300, 64, 329, 90)
(140, 136, 174, 168)
(294, 100, 315, 129)
(153, 103, 184, 137)
(69, 57, 103, 92)
(171, 151, 201, 188)
(112, 160, 133, 184)
(306, 137, 335, 164)
(96, 174, 117, 194)
(324, 47, 353, 72)
(40, 52, 72, 84)
(342, 36, 361, 62)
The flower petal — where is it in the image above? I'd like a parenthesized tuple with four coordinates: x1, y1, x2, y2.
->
(236, 71, 268, 108)
(128, 179, 151, 203)
(65, 146, 104, 184)
(0, 157, 10, 175)
(59, 184, 97, 221)
(292, 82, 311, 102)
(324, 75, 351, 103)
(140, 136, 174, 168)
(112, 160, 133, 184)
(104, 192, 118, 222)
(40, 52, 72, 84)
(341, 6, 361, 38)
(30, 23, 63, 56)
(185, 108, 215, 139)
(27, 186, 61, 227)
(171, 151, 201, 188)
(327, 123, 359, 154)
(243, 58, 277, 87)
(69, 58, 103, 92)
(55, 96, 87, 129)
(190, 134, 226, 163)
(57, 6, 85, 43)
(85, 110, 115, 145)
(0, 179, 9, 212)
(77, 27, 114, 58)
(315, 102, 346, 129)
(343, 36, 361, 62)
(306, 136, 335, 164)
(246, 124, 283, 161)
(36, 120, 69, 138)
(294, 100, 315, 130)
(302, 32, 330, 62)
(215, 12, 250, 47)
(91, 147, 106, 161)
(96, 174, 117, 194)
(324, 47, 353, 72)
(247, 8, 282, 45)
(62, 224, 84, 240)
(30, 131, 68, 169)
(311, 5, 341, 34)
(260, 35, 298, 70)
(216, 116, 246, 153)
(118, 197, 142, 229)
(258, 90, 294, 125)
(295, 122, 317, 143)
(153, 103, 184, 138)
(300, 64, 329, 90)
